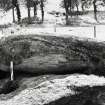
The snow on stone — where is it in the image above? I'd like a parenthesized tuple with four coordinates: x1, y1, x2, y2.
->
(0, 75, 105, 105)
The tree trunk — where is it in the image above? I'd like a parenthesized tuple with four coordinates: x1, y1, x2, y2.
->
(27, 7, 31, 23)
(81, 2, 85, 11)
(93, 0, 97, 21)
(40, 0, 44, 22)
(34, 4, 37, 18)
(76, 4, 79, 16)
(16, 4, 21, 23)
(64, 0, 69, 25)
(70, 0, 72, 17)
(65, 10, 69, 25)
(12, 0, 21, 23)
(27, 0, 31, 23)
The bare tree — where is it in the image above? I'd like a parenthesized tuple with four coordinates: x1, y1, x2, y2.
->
(12, 6, 15, 22)
(33, 2, 37, 18)
(63, 0, 69, 25)
(93, 0, 97, 21)
(25, 0, 46, 23)
(62, 0, 80, 24)
(81, 0, 105, 21)
(40, 0, 44, 22)
(12, 0, 21, 23)
(0, 0, 21, 23)
(26, 0, 31, 23)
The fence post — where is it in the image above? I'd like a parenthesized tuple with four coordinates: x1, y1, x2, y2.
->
(94, 26, 96, 38)
(10, 61, 14, 81)
(54, 18, 57, 32)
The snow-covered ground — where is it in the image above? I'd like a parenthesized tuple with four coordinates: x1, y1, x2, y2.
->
(0, 74, 105, 105)
(1, 1, 105, 104)
(0, 0, 105, 42)
(1, 24, 105, 42)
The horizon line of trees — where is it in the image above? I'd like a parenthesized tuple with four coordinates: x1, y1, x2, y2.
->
(0, 0, 46, 24)
(62, 0, 105, 24)
(0, 0, 105, 25)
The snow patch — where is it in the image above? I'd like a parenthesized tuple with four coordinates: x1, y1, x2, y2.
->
(0, 75, 105, 105)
